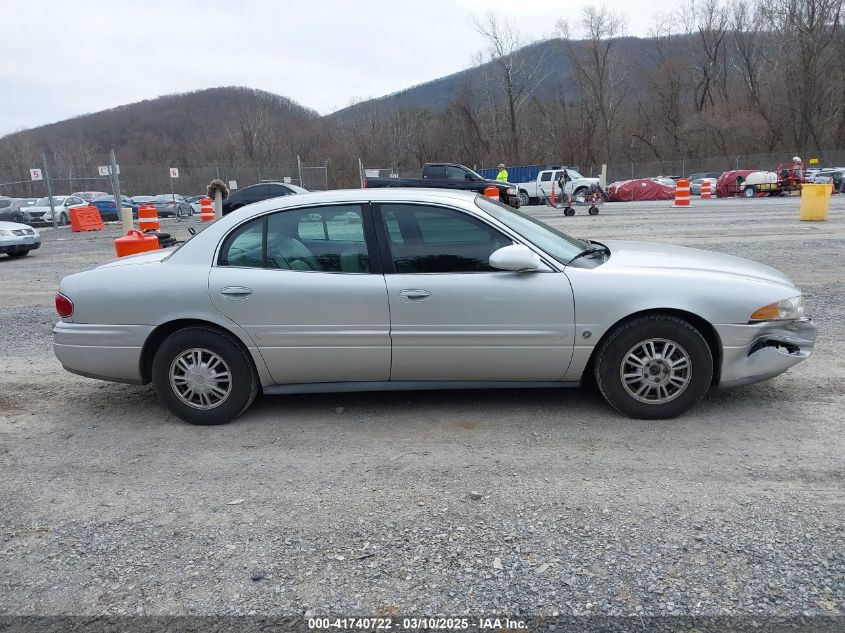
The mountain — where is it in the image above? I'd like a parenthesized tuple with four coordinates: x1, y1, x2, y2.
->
(329, 36, 671, 119)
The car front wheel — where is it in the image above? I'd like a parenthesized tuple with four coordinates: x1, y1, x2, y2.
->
(517, 190, 530, 207)
(58, 213, 68, 226)
(152, 326, 258, 425)
(594, 314, 713, 419)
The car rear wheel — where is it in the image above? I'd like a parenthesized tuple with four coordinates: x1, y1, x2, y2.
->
(594, 314, 713, 419)
(152, 326, 258, 425)
(7, 251, 29, 258)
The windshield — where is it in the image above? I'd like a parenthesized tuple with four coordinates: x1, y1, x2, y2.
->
(35, 197, 63, 205)
(475, 196, 585, 264)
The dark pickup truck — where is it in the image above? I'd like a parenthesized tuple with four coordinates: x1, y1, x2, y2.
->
(364, 163, 520, 208)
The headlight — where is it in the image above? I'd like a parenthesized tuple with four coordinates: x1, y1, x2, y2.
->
(750, 295, 805, 321)
(507, 187, 516, 195)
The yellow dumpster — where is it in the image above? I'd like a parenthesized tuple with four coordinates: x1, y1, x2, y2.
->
(799, 183, 831, 221)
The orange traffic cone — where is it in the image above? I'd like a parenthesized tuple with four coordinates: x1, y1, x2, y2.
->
(199, 197, 214, 222)
(674, 179, 691, 207)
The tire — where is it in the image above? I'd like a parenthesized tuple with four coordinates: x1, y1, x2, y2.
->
(743, 186, 756, 198)
(517, 190, 530, 207)
(588, 206, 600, 215)
(594, 314, 713, 420)
(7, 250, 29, 258)
(57, 212, 68, 226)
(573, 187, 588, 203)
(151, 326, 259, 425)
(563, 207, 576, 217)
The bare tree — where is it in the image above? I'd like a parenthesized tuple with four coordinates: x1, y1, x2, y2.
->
(558, 5, 628, 163)
(472, 12, 552, 163)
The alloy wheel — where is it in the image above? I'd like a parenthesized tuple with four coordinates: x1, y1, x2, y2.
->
(620, 338, 692, 404)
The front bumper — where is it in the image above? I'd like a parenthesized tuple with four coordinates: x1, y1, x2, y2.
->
(0, 238, 41, 254)
(716, 318, 816, 389)
(53, 321, 154, 384)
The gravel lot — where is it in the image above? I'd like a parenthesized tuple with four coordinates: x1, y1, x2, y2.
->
(1, 197, 843, 626)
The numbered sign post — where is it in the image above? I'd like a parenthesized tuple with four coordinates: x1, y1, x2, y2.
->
(29, 168, 43, 181)
(168, 168, 179, 205)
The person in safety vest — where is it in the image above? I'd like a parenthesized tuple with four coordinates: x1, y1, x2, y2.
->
(496, 163, 508, 182)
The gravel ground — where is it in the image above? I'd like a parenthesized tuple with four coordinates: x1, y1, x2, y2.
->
(0, 197, 843, 627)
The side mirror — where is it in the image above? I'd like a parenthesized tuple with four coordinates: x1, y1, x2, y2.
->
(489, 244, 541, 272)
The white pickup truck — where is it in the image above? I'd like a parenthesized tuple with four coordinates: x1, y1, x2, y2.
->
(515, 168, 601, 206)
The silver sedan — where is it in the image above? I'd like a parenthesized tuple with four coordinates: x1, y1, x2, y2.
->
(53, 189, 816, 425)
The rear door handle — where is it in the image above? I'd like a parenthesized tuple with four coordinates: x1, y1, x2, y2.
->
(220, 286, 253, 299)
(398, 289, 431, 302)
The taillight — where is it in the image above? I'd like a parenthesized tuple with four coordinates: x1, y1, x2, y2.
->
(55, 292, 73, 318)
(363, 179, 368, 188)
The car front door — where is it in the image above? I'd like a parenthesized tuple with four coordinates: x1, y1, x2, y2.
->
(374, 202, 575, 382)
(208, 202, 390, 385)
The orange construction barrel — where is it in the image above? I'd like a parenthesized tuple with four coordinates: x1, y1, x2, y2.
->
(114, 229, 160, 258)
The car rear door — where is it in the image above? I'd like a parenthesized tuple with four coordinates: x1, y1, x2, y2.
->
(373, 201, 575, 382)
(208, 202, 391, 385)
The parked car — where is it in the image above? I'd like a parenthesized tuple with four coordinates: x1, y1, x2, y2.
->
(185, 195, 206, 215)
(652, 177, 677, 188)
(71, 191, 109, 202)
(0, 220, 41, 257)
(53, 189, 815, 426)
(221, 183, 308, 216)
(90, 195, 138, 221)
(26, 196, 87, 225)
(0, 198, 38, 223)
(132, 195, 155, 204)
(516, 168, 601, 206)
(364, 163, 520, 208)
(811, 169, 844, 193)
(150, 194, 193, 217)
(688, 172, 723, 181)
(690, 177, 719, 196)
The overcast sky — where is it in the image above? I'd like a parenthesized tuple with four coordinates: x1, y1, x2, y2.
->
(1, 0, 678, 136)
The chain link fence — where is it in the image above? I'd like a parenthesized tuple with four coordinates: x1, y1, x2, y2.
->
(0, 160, 331, 199)
(477, 148, 845, 186)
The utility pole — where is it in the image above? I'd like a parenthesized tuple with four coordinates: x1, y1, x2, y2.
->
(297, 155, 304, 189)
(108, 149, 130, 233)
(40, 153, 57, 229)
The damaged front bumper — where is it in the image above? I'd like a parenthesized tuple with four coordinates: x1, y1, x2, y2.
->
(716, 318, 816, 389)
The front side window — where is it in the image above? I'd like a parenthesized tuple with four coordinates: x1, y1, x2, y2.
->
(475, 196, 584, 264)
(379, 204, 512, 274)
(446, 165, 468, 180)
(219, 205, 370, 273)
(540, 172, 552, 182)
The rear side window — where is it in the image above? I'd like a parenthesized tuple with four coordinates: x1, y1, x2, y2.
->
(219, 205, 370, 273)
(218, 218, 265, 267)
(423, 165, 446, 179)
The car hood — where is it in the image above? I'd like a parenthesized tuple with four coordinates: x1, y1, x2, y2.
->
(598, 240, 796, 288)
(97, 249, 175, 268)
(0, 220, 38, 231)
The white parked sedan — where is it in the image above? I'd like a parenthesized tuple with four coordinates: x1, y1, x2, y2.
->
(0, 220, 41, 257)
(53, 189, 815, 425)
(26, 195, 88, 225)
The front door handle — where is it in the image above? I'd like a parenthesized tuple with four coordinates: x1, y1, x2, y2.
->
(398, 289, 431, 302)
(220, 286, 253, 300)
